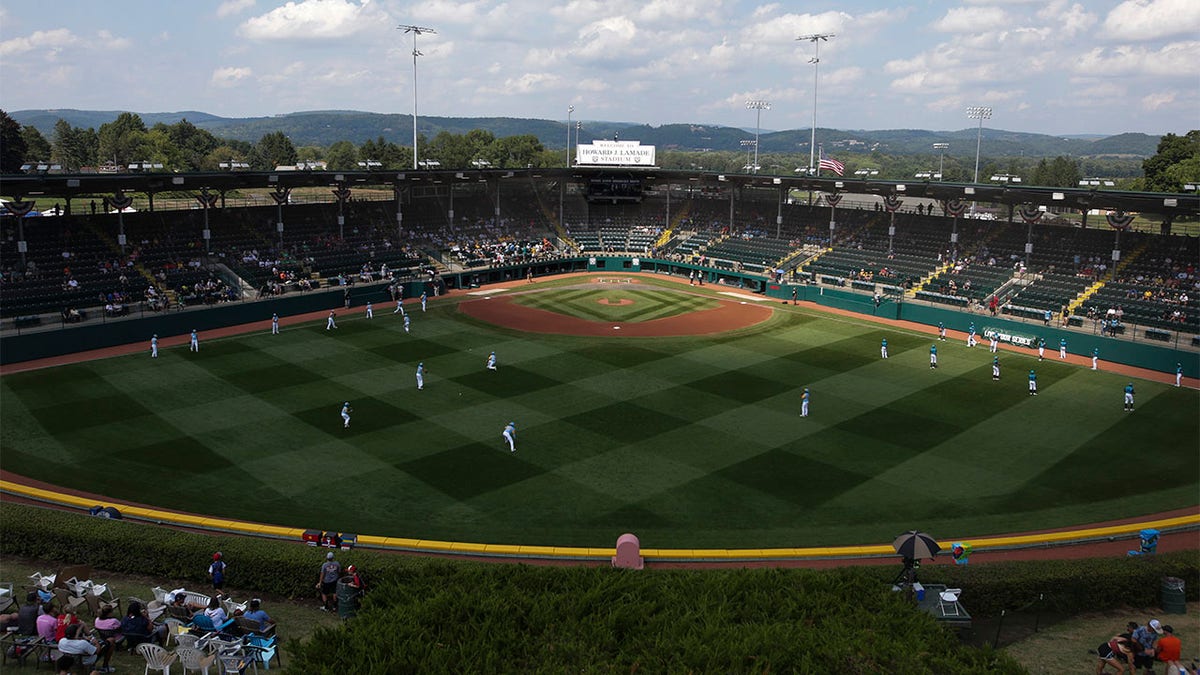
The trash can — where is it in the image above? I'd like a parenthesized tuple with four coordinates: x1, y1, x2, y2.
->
(1161, 576, 1186, 614)
(336, 577, 360, 619)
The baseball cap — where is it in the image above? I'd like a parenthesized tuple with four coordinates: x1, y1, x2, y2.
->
(1150, 619, 1163, 634)
(346, 565, 356, 573)
(213, 552, 222, 560)
(326, 551, 334, 560)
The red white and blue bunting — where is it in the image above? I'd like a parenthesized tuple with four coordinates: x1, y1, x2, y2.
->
(195, 190, 219, 209)
(825, 192, 843, 207)
(270, 186, 291, 206)
(942, 199, 968, 217)
(882, 194, 903, 213)
(1106, 211, 1134, 231)
(332, 186, 352, 203)
(105, 193, 134, 211)
(1018, 205, 1043, 223)
(5, 199, 37, 216)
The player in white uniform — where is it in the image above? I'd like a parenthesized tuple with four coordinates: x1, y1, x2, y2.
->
(190, 329, 199, 352)
(393, 298, 404, 315)
(151, 334, 158, 358)
(327, 311, 337, 330)
(929, 344, 938, 369)
(271, 313, 279, 334)
(502, 421, 516, 452)
(992, 356, 1000, 381)
(1028, 369, 1038, 396)
(967, 323, 977, 348)
(989, 334, 998, 353)
(487, 352, 497, 371)
(416, 362, 425, 390)
(420, 291, 427, 312)
(1091, 347, 1099, 371)
(341, 402, 352, 428)
(365, 301, 373, 319)
(1037, 337, 1044, 361)
(800, 388, 810, 417)
(403, 314, 411, 333)
(1123, 383, 1135, 412)
(1177, 363, 1184, 387)
(880, 338, 888, 359)
(937, 322, 946, 341)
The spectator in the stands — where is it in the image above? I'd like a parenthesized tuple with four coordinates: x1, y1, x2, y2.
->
(35, 602, 58, 642)
(203, 596, 227, 626)
(57, 623, 109, 674)
(120, 601, 166, 647)
(93, 605, 122, 666)
(241, 599, 274, 632)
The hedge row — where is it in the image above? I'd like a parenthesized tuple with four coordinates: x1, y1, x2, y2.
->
(1, 501, 1196, 620)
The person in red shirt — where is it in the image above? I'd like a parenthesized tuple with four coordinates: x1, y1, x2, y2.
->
(1155, 625, 1182, 673)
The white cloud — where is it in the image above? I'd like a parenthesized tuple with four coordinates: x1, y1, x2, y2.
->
(1104, 0, 1200, 41)
(1074, 41, 1200, 76)
(823, 66, 864, 87)
(94, 30, 131, 51)
(211, 66, 253, 87)
(933, 7, 1008, 32)
(0, 28, 76, 57)
(239, 0, 385, 41)
(1141, 91, 1176, 110)
(574, 16, 639, 62)
(1036, 1, 1097, 37)
(217, 0, 256, 19)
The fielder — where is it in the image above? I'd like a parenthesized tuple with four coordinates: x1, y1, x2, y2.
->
(327, 311, 337, 330)
(929, 344, 938, 369)
(989, 333, 998, 353)
(1059, 337, 1067, 359)
(416, 362, 425, 390)
(502, 421, 516, 452)
(1091, 347, 1099, 371)
(1037, 337, 1045, 361)
(487, 352, 497, 371)
(967, 323, 977, 348)
(341, 401, 353, 428)
(1123, 383, 1135, 412)
(800, 388, 810, 417)
(1177, 363, 1184, 387)
(420, 291, 427, 312)
(1028, 369, 1038, 396)
(365, 301, 373, 319)
(151, 334, 158, 358)
(992, 356, 1000, 381)
(190, 329, 199, 352)
(880, 338, 888, 359)
(403, 314, 411, 333)
(938, 322, 946, 341)
(271, 313, 279, 335)
(393, 298, 404, 315)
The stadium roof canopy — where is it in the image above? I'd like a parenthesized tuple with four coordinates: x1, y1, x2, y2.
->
(1, 167, 1196, 220)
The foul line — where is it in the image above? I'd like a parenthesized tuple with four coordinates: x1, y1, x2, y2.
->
(3, 479, 1195, 563)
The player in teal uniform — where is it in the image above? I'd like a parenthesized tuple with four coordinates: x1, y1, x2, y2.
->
(340, 402, 352, 428)
(1123, 382, 1135, 411)
(487, 352, 497, 371)
(416, 362, 425, 390)
(967, 322, 977, 347)
(1091, 346, 1099, 370)
(1028, 369, 1038, 396)
(1059, 337, 1067, 359)
(989, 333, 998, 353)
(271, 313, 279, 334)
(1037, 337, 1045, 361)
(929, 344, 938, 369)
(420, 291, 427, 312)
(151, 334, 158, 358)
(938, 322, 946, 341)
(1177, 363, 1184, 387)
(403, 313, 411, 333)
(880, 338, 888, 359)
(190, 329, 199, 352)
(502, 421, 516, 452)
(801, 388, 810, 417)
(365, 301, 373, 319)
(992, 356, 1000, 381)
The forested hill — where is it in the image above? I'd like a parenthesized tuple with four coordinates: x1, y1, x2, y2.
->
(9, 108, 1162, 158)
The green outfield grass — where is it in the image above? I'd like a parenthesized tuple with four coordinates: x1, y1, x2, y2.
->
(1, 278, 1196, 549)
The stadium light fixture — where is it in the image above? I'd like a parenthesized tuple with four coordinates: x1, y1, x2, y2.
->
(854, 167, 879, 177)
(399, 24, 437, 171)
(990, 173, 1021, 184)
(740, 139, 757, 173)
(966, 106, 992, 214)
(357, 160, 383, 170)
(566, 106, 573, 167)
(746, 100, 771, 175)
(933, 142, 949, 181)
(219, 160, 250, 171)
(798, 33, 835, 176)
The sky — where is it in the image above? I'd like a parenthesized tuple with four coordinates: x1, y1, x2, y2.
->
(1, 0, 1197, 137)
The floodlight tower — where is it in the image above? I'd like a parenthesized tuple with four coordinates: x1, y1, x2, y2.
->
(399, 24, 437, 171)
(746, 100, 771, 175)
(933, 142, 949, 180)
(798, 33, 835, 175)
(566, 106, 574, 167)
(966, 107, 992, 215)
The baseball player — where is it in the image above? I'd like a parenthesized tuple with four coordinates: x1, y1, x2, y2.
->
(1037, 337, 1045, 361)
(403, 314, 411, 333)
(929, 344, 938, 369)
(1091, 347, 1099, 371)
(1059, 337, 1067, 360)
(487, 352, 497, 371)
(420, 291, 427, 312)
(416, 362, 425, 390)
(1123, 382, 1135, 412)
(365, 301, 373, 319)
(967, 323, 977, 348)
(271, 313, 279, 335)
(393, 298, 404, 315)
(190, 329, 199, 352)
(502, 421, 516, 452)
(989, 333, 998, 353)
(938, 322, 946, 341)
(1028, 369, 1038, 396)
(992, 356, 1000, 381)
(1177, 363, 1184, 387)
(800, 388, 810, 417)
(880, 338, 888, 359)
(341, 401, 353, 428)
(327, 310, 337, 330)
(151, 334, 158, 358)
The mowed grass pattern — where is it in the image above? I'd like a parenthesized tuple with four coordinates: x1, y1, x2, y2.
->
(1, 280, 1196, 549)
(510, 288, 718, 322)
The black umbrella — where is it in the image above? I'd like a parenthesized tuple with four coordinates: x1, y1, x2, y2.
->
(893, 530, 941, 560)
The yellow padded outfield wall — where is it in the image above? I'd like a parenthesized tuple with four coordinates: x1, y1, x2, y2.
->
(3, 479, 1196, 562)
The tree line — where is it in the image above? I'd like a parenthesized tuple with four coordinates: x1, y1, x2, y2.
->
(2, 110, 1195, 193)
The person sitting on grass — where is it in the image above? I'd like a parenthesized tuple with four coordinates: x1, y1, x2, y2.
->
(1096, 628, 1138, 675)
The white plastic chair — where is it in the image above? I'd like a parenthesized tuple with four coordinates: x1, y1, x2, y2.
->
(220, 597, 246, 616)
(137, 642, 178, 674)
(938, 588, 962, 617)
(175, 645, 217, 674)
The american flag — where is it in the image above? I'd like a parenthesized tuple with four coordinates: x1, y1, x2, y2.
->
(818, 149, 845, 176)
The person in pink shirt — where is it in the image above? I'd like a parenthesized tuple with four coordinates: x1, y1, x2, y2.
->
(35, 603, 58, 643)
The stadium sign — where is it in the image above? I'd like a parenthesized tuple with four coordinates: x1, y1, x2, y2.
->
(577, 140, 656, 167)
(983, 327, 1037, 347)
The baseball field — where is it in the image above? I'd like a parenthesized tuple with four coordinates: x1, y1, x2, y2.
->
(1, 275, 1196, 549)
